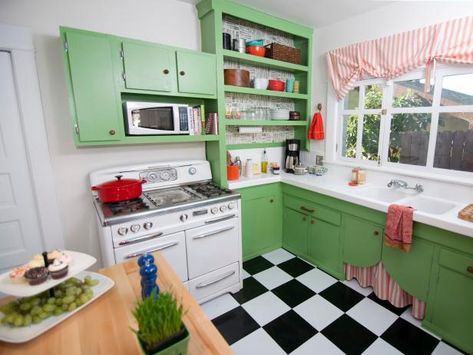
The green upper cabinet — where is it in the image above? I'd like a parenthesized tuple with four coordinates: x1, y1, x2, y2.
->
(176, 51, 216, 96)
(343, 215, 383, 267)
(63, 30, 120, 142)
(122, 41, 177, 92)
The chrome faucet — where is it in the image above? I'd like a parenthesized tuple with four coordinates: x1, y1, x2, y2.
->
(387, 179, 423, 193)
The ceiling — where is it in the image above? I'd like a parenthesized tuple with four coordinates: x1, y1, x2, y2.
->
(177, 0, 394, 28)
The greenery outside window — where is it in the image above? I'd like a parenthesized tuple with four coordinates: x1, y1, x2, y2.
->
(337, 66, 473, 176)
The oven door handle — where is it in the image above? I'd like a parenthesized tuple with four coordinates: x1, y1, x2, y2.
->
(118, 232, 164, 246)
(204, 214, 236, 224)
(195, 270, 236, 289)
(124, 241, 179, 259)
(192, 226, 235, 240)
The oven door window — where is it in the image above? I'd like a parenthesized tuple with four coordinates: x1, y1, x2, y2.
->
(132, 107, 174, 131)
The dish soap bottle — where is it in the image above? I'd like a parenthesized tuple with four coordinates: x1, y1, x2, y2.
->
(261, 149, 268, 174)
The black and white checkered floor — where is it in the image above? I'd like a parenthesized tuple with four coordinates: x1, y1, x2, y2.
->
(201, 249, 465, 355)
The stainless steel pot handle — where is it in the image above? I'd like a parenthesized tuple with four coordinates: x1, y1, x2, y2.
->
(195, 270, 236, 289)
(118, 232, 164, 246)
(124, 241, 178, 259)
(204, 214, 236, 224)
(192, 226, 235, 240)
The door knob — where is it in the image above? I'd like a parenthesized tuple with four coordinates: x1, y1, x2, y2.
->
(180, 71, 185, 76)
(109, 129, 116, 135)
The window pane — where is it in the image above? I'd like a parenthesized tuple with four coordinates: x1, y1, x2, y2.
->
(440, 73, 473, 106)
(362, 114, 380, 161)
(393, 79, 433, 107)
(344, 87, 359, 110)
(364, 85, 382, 109)
(434, 112, 473, 172)
(388, 113, 431, 166)
(342, 114, 357, 158)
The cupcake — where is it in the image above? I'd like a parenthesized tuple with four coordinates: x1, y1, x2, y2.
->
(28, 254, 45, 268)
(47, 249, 63, 263)
(48, 259, 68, 279)
(24, 267, 48, 285)
(9, 264, 30, 284)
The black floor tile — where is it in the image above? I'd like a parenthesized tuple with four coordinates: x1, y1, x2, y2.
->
(272, 279, 316, 308)
(381, 318, 440, 355)
(318, 282, 364, 312)
(232, 277, 268, 304)
(277, 257, 314, 277)
(264, 310, 317, 353)
(368, 292, 409, 316)
(243, 256, 273, 275)
(322, 314, 377, 354)
(212, 306, 260, 345)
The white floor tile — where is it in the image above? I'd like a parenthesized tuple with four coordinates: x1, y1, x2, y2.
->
(291, 333, 344, 355)
(294, 295, 343, 331)
(253, 266, 293, 290)
(232, 328, 286, 355)
(362, 338, 403, 355)
(296, 268, 337, 293)
(342, 278, 374, 296)
(400, 307, 441, 339)
(432, 341, 464, 355)
(242, 269, 251, 279)
(346, 298, 398, 336)
(242, 292, 290, 326)
(200, 293, 239, 320)
(262, 248, 295, 265)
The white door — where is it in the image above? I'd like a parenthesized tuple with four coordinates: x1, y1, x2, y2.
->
(0, 51, 44, 271)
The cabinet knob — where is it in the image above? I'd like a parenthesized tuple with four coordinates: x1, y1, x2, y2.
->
(163, 69, 169, 75)
(373, 230, 379, 236)
(109, 129, 116, 135)
(310, 220, 315, 225)
(302, 217, 306, 221)
(270, 199, 274, 203)
(467, 266, 473, 273)
(179, 71, 185, 76)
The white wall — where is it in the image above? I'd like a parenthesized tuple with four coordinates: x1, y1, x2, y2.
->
(0, 0, 205, 264)
(312, 2, 473, 157)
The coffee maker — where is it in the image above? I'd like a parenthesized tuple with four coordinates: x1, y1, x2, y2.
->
(285, 139, 300, 173)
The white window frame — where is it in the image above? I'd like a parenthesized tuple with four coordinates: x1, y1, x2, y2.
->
(328, 64, 473, 182)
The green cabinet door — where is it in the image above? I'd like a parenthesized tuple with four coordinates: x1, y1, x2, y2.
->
(122, 41, 176, 92)
(64, 31, 120, 142)
(308, 218, 343, 278)
(283, 208, 308, 257)
(176, 51, 216, 96)
(428, 249, 473, 354)
(343, 215, 383, 267)
(382, 237, 434, 300)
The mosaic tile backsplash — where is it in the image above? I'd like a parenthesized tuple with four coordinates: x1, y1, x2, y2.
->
(226, 126, 295, 145)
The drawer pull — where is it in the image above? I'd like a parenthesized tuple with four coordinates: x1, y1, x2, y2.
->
(109, 129, 116, 135)
(373, 231, 379, 236)
(118, 232, 164, 246)
(205, 214, 236, 224)
(310, 220, 315, 225)
(302, 217, 306, 221)
(300, 206, 315, 213)
(124, 241, 178, 259)
(467, 266, 473, 273)
(193, 226, 234, 240)
(270, 199, 274, 203)
(196, 270, 236, 289)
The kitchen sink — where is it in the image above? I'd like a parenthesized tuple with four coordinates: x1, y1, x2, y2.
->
(352, 186, 409, 203)
(399, 196, 456, 215)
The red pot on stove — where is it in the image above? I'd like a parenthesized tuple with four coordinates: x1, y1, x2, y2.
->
(91, 175, 145, 203)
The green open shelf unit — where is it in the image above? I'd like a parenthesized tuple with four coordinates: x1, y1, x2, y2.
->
(197, 0, 313, 186)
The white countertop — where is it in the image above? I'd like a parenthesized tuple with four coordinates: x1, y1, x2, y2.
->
(229, 171, 473, 238)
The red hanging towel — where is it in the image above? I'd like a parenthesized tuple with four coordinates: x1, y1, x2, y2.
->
(308, 112, 325, 140)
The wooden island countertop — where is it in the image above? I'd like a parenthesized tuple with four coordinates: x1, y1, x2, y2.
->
(0, 256, 233, 355)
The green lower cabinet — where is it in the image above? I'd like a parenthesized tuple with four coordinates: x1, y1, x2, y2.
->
(382, 237, 434, 300)
(307, 217, 343, 278)
(282, 208, 308, 257)
(425, 249, 473, 354)
(342, 215, 383, 267)
(239, 184, 282, 261)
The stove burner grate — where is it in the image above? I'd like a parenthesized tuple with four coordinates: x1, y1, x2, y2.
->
(106, 198, 149, 215)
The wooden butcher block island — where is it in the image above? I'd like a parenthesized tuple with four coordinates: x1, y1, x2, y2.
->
(0, 255, 232, 355)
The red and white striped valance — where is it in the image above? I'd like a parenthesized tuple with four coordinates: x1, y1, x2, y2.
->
(327, 16, 473, 101)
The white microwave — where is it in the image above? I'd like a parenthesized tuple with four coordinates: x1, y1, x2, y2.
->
(125, 101, 190, 135)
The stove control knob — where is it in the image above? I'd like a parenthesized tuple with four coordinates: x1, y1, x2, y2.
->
(160, 171, 171, 181)
(220, 205, 227, 212)
(180, 214, 188, 222)
(210, 207, 218, 214)
(130, 224, 141, 233)
(188, 167, 197, 175)
(228, 202, 235, 210)
(143, 222, 153, 230)
(147, 172, 158, 182)
(118, 227, 128, 236)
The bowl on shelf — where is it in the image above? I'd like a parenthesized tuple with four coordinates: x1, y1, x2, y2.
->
(270, 109, 290, 120)
(224, 69, 250, 87)
(254, 78, 269, 90)
(268, 80, 285, 91)
(246, 46, 266, 57)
